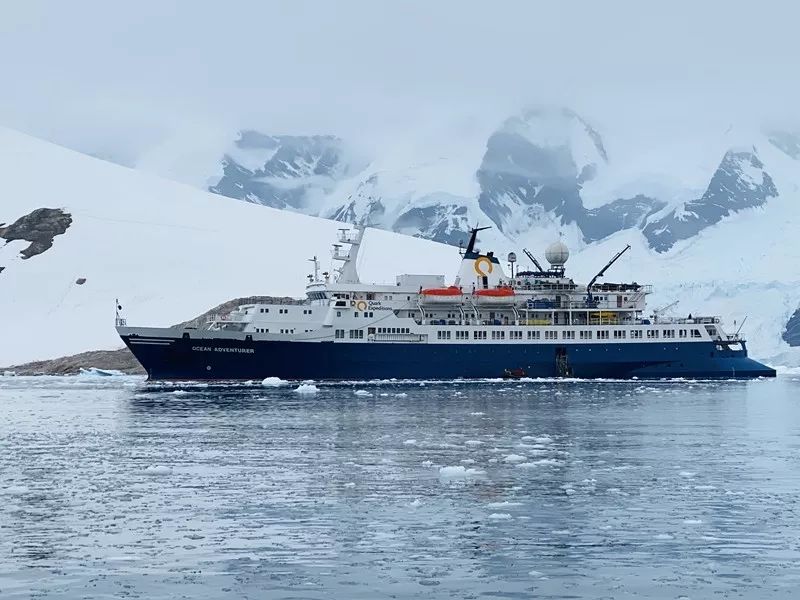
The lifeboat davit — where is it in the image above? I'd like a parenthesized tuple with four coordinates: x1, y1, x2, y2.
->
(420, 286, 462, 304)
(473, 287, 515, 305)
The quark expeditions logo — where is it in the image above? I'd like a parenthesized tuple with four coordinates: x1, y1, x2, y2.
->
(350, 299, 392, 311)
(473, 256, 493, 276)
(192, 346, 255, 354)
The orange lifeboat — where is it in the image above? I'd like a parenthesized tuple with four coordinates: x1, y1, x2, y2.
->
(420, 286, 462, 304)
(473, 286, 515, 305)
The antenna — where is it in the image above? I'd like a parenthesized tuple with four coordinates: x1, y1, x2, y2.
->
(465, 225, 491, 255)
(522, 248, 545, 273)
(507, 252, 517, 278)
(735, 316, 747, 337)
(587, 244, 631, 301)
(307, 255, 320, 282)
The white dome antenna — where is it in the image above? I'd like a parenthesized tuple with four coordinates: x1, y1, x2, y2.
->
(545, 241, 570, 266)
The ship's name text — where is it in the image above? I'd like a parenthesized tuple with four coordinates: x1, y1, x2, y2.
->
(192, 346, 255, 354)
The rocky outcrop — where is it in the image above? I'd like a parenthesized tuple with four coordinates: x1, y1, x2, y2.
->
(209, 131, 357, 210)
(642, 148, 778, 252)
(0, 207, 72, 259)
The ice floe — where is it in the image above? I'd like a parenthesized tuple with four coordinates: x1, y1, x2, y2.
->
(503, 454, 527, 463)
(486, 500, 523, 508)
(294, 384, 319, 394)
(261, 377, 287, 387)
(142, 465, 172, 476)
(438, 465, 485, 480)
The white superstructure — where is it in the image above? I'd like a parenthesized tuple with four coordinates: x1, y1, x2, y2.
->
(200, 226, 739, 349)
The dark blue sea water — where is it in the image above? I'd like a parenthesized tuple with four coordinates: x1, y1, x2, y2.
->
(1, 375, 799, 599)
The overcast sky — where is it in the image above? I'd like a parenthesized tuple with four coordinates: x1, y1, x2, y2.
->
(1, 0, 797, 175)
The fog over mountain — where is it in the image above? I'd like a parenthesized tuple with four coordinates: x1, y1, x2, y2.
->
(1, 1, 798, 179)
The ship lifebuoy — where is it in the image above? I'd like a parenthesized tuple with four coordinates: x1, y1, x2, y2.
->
(356, 300, 367, 311)
(474, 256, 494, 276)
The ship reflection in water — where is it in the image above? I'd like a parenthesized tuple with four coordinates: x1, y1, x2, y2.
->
(1, 375, 799, 599)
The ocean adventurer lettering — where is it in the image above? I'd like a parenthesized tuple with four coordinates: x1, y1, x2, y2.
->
(192, 346, 255, 354)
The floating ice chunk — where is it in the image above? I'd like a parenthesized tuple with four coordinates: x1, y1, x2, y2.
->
(5, 485, 29, 496)
(395, 393, 408, 398)
(172, 390, 189, 396)
(488, 513, 512, 520)
(465, 440, 483, 446)
(379, 393, 389, 397)
(438, 465, 485, 479)
(261, 377, 286, 387)
(521, 435, 553, 444)
(344, 482, 356, 488)
(469, 412, 485, 416)
(504, 454, 527, 463)
(294, 384, 319, 394)
(679, 471, 696, 478)
(403, 439, 417, 445)
(354, 390, 371, 397)
(528, 570, 544, 577)
(409, 499, 421, 507)
(517, 458, 562, 468)
(460, 459, 475, 464)
(421, 460, 434, 467)
(142, 465, 172, 476)
(694, 485, 716, 491)
(79, 367, 126, 377)
(683, 519, 703, 525)
(486, 500, 523, 508)
(655, 533, 674, 540)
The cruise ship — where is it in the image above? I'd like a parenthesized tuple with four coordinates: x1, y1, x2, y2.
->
(116, 227, 775, 380)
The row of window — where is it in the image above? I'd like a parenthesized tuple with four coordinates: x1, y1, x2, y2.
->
(353, 312, 374, 318)
(433, 328, 704, 341)
(378, 327, 410, 334)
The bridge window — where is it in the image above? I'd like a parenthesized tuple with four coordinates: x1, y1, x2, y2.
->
(663, 329, 675, 338)
(613, 330, 626, 339)
(647, 330, 659, 339)
(545, 331, 557, 340)
(679, 329, 687, 338)
(631, 330, 642, 339)
(691, 329, 702, 338)
(527, 330, 541, 340)
(597, 330, 609, 339)
(580, 330, 592, 340)
(563, 331, 575, 340)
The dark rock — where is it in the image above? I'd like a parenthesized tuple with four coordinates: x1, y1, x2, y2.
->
(0, 208, 72, 259)
(767, 130, 800, 160)
(783, 307, 800, 347)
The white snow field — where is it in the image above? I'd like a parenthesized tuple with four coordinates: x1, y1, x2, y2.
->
(0, 127, 457, 366)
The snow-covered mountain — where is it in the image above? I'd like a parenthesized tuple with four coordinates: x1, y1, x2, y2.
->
(3, 114, 800, 369)
(208, 108, 794, 256)
(0, 127, 456, 367)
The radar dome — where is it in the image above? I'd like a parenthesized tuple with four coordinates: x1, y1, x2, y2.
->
(545, 240, 570, 265)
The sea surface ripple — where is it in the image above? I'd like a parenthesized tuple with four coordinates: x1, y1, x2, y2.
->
(1, 375, 799, 599)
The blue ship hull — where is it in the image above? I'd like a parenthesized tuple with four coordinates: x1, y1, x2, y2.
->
(121, 332, 776, 381)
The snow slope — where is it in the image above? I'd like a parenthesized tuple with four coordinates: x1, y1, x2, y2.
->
(0, 127, 457, 366)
